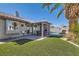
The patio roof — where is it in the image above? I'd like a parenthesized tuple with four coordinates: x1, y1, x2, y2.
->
(32, 20, 51, 24)
(0, 12, 51, 24)
(0, 12, 31, 23)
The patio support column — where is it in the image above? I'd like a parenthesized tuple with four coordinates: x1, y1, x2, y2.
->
(32, 23, 33, 35)
(41, 23, 44, 37)
(46, 24, 48, 35)
(48, 24, 50, 35)
(40, 23, 41, 36)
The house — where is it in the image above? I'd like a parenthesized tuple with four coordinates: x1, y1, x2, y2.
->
(50, 25, 61, 33)
(50, 25, 69, 34)
(60, 26, 69, 34)
(0, 12, 51, 40)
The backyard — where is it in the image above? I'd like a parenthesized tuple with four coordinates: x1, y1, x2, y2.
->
(0, 37, 79, 56)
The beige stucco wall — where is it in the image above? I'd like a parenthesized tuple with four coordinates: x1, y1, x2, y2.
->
(4, 20, 29, 38)
(6, 21, 19, 34)
(0, 18, 5, 39)
(0, 19, 29, 39)
(4, 20, 22, 38)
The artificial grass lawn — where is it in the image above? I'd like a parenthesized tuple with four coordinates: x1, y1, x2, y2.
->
(0, 37, 79, 56)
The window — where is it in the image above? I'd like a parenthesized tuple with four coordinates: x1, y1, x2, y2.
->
(6, 20, 18, 31)
(21, 24, 24, 27)
(6, 20, 13, 31)
(12, 22, 17, 30)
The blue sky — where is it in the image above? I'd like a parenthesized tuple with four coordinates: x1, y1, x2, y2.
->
(0, 3, 68, 27)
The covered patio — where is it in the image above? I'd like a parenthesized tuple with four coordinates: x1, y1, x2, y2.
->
(26, 21, 51, 37)
(0, 12, 51, 41)
(0, 20, 51, 42)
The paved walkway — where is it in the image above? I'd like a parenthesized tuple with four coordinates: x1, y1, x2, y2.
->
(0, 35, 42, 42)
(0, 35, 46, 44)
(61, 38, 79, 48)
(35, 37, 47, 41)
(0, 42, 5, 44)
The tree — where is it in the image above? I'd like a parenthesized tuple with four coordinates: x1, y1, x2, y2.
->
(42, 3, 79, 40)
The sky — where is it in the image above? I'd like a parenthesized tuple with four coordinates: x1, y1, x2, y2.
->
(0, 3, 69, 27)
